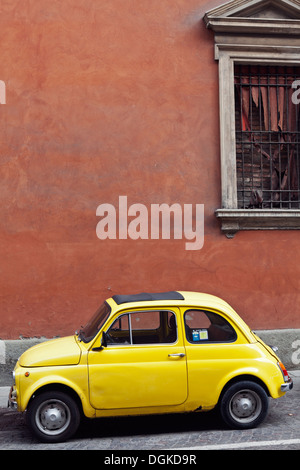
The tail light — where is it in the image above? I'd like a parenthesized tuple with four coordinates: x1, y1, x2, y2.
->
(278, 361, 290, 383)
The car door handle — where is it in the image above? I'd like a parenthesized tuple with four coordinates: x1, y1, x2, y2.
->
(168, 353, 186, 358)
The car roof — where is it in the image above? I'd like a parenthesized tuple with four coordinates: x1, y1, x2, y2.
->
(106, 291, 255, 343)
(109, 290, 232, 311)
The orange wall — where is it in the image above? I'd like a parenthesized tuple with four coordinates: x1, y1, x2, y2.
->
(0, 0, 299, 338)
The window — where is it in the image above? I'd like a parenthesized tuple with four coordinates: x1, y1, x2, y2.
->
(106, 314, 130, 344)
(204, 0, 300, 237)
(78, 301, 111, 343)
(235, 65, 300, 210)
(106, 310, 177, 345)
(184, 310, 236, 343)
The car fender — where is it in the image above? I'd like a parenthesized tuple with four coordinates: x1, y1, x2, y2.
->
(216, 362, 283, 401)
(19, 373, 96, 418)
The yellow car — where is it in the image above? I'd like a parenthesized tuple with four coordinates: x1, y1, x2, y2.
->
(9, 291, 293, 442)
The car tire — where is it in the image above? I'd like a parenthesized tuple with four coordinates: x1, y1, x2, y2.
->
(26, 391, 81, 443)
(219, 380, 269, 429)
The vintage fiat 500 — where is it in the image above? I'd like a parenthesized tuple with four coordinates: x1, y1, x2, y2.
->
(9, 291, 293, 442)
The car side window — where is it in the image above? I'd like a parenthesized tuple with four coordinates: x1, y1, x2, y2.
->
(106, 310, 177, 345)
(106, 314, 131, 344)
(184, 309, 237, 343)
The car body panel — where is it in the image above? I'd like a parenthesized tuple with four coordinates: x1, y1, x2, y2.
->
(88, 344, 187, 410)
(19, 336, 81, 367)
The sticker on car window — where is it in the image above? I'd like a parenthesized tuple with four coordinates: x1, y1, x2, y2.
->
(192, 329, 208, 341)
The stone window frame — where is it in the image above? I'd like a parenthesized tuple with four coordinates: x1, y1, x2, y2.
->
(204, 0, 300, 237)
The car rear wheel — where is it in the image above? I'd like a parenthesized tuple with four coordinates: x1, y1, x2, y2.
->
(219, 380, 269, 429)
(26, 391, 81, 443)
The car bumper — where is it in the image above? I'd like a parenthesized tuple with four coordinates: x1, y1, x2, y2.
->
(8, 385, 18, 410)
(281, 379, 293, 392)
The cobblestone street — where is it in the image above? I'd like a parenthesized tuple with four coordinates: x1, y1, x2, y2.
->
(0, 372, 299, 451)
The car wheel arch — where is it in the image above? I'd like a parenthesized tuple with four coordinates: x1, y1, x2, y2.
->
(27, 383, 84, 414)
(218, 374, 270, 402)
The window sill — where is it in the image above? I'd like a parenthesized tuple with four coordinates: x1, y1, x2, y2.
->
(215, 209, 300, 238)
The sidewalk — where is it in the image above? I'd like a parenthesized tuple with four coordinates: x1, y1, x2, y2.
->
(1, 371, 299, 409)
(0, 387, 10, 409)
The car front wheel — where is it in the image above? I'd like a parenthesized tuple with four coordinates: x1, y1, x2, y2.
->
(219, 380, 269, 429)
(26, 391, 81, 443)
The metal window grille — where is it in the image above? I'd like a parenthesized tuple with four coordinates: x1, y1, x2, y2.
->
(235, 64, 300, 209)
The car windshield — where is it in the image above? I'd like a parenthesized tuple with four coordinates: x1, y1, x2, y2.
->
(78, 301, 111, 343)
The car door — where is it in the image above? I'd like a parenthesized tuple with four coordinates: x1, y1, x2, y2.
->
(88, 308, 188, 410)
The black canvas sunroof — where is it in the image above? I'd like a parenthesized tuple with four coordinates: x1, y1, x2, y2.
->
(112, 291, 184, 305)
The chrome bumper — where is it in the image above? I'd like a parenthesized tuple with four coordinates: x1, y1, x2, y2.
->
(281, 379, 293, 392)
(8, 386, 18, 410)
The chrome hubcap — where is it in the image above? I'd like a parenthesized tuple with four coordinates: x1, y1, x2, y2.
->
(229, 389, 262, 424)
(35, 399, 71, 436)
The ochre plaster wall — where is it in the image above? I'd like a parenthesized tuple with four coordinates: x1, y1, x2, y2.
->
(0, 0, 299, 338)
